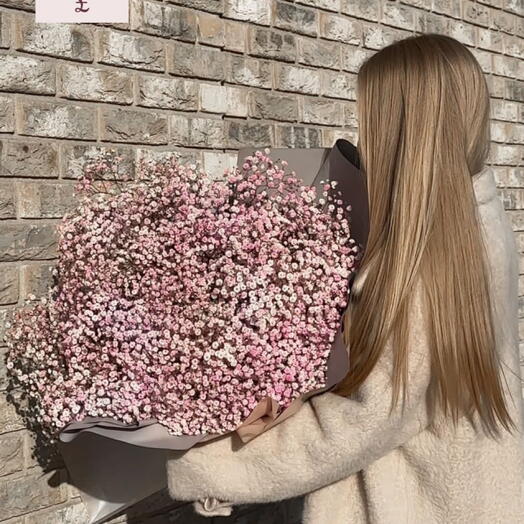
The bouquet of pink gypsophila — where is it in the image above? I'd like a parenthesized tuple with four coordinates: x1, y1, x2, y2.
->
(5, 148, 361, 445)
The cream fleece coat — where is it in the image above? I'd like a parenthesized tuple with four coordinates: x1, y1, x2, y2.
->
(167, 166, 524, 523)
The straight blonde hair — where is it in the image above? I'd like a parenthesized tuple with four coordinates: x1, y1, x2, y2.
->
(333, 33, 516, 439)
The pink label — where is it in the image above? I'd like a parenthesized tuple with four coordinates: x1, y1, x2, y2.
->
(36, 0, 129, 23)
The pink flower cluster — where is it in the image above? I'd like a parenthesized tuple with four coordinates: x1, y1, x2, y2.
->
(5, 148, 360, 440)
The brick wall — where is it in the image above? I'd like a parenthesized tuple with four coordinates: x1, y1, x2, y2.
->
(0, 0, 522, 522)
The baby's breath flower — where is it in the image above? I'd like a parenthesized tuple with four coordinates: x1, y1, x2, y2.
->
(4, 148, 358, 439)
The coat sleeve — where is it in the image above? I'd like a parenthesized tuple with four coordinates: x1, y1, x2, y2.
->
(167, 279, 433, 505)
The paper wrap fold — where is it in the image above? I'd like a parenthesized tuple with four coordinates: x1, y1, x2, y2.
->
(57, 139, 369, 524)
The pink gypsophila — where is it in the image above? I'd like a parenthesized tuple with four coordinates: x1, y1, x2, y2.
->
(5, 148, 360, 440)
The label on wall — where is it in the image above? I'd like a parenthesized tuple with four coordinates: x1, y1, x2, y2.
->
(36, 0, 129, 23)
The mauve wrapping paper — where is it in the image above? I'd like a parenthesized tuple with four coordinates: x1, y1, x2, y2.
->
(57, 139, 369, 524)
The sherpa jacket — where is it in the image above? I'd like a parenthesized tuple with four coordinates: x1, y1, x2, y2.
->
(167, 165, 524, 524)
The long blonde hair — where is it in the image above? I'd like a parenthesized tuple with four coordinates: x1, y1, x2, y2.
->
(333, 33, 516, 438)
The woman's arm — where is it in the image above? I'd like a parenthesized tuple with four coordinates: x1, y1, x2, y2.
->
(167, 280, 432, 504)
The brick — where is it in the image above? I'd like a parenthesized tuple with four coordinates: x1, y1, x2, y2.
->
(506, 80, 524, 102)
(224, 0, 270, 25)
(0, 307, 11, 346)
(491, 99, 520, 122)
(504, 0, 523, 16)
(14, 15, 93, 61)
(138, 75, 198, 110)
(58, 64, 133, 104)
(478, 0, 502, 7)
(488, 144, 522, 165)
(137, 147, 199, 167)
(343, 102, 358, 127)
(165, 0, 223, 14)
(199, 84, 248, 117)
(1, 140, 59, 179)
(0, 222, 57, 261)
(302, 97, 345, 126)
(248, 26, 296, 62)
(226, 55, 272, 88)
(0, 469, 67, 520)
(0, 55, 55, 95)
(363, 23, 411, 50)
(501, 188, 524, 209)
(399, 0, 431, 8)
(101, 108, 168, 145)
(0, 95, 14, 133)
(477, 28, 502, 53)
(169, 115, 226, 147)
(493, 54, 519, 78)
(20, 263, 55, 300)
(0, 346, 7, 391)
(226, 120, 273, 149)
(492, 166, 524, 188)
(430, 0, 460, 18)
(202, 151, 237, 180)
(322, 121, 358, 143)
(0, 181, 15, 219)
(0, 432, 23, 477)
(326, 128, 360, 150)
(297, 36, 340, 70)
(249, 91, 298, 122)
(24, 430, 64, 472)
(274, 1, 318, 37)
(60, 144, 135, 181)
(320, 70, 356, 100)
(0, 393, 24, 432)
(319, 13, 361, 45)
(131, 0, 197, 41)
(341, 45, 373, 73)
(448, 21, 477, 47)
(470, 48, 493, 74)
(486, 75, 505, 98)
(463, 0, 490, 26)
(296, 0, 338, 11)
(224, 19, 247, 53)
(415, 12, 450, 34)
(0, 0, 34, 9)
(275, 125, 322, 148)
(0, 11, 11, 49)
(381, 1, 415, 30)
(491, 122, 524, 144)
(168, 41, 225, 80)
(97, 29, 165, 72)
(517, 232, 524, 253)
(17, 181, 76, 219)
(489, 8, 516, 34)
(502, 34, 523, 59)
(510, 211, 524, 231)
(24, 503, 89, 524)
(275, 63, 321, 95)
(340, 0, 380, 21)
(0, 264, 18, 304)
(197, 11, 225, 47)
(17, 100, 96, 140)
